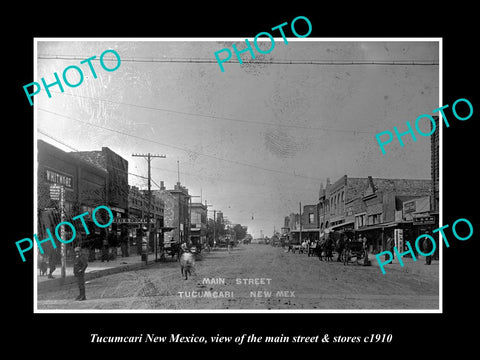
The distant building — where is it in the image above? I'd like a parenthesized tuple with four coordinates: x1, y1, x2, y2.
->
(126, 185, 164, 256)
(190, 202, 207, 248)
(290, 205, 319, 243)
(153, 181, 190, 245)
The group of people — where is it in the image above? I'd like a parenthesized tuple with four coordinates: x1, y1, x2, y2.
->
(385, 231, 435, 265)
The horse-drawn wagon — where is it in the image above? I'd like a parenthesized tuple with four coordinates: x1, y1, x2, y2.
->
(342, 240, 367, 265)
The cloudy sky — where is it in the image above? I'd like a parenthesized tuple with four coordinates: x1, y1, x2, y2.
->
(35, 39, 439, 238)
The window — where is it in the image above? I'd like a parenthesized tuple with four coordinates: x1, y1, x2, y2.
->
(355, 214, 366, 229)
(309, 213, 314, 224)
(368, 214, 382, 225)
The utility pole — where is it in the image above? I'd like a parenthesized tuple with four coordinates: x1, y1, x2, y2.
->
(132, 153, 166, 265)
(176, 160, 182, 245)
(205, 201, 212, 249)
(299, 201, 302, 245)
(60, 186, 66, 278)
(213, 210, 217, 248)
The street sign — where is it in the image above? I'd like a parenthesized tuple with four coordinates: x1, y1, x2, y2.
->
(49, 184, 61, 200)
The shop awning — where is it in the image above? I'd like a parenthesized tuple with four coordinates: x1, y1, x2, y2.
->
(330, 221, 354, 230)
(356, 221, 411, 232)
(290, 228, 321, 233)
(160, 227, 176, 232)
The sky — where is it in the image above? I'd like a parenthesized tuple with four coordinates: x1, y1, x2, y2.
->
(35, 39, 439, 238)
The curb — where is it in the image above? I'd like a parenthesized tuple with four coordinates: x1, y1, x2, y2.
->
(37, 261, 152, 293)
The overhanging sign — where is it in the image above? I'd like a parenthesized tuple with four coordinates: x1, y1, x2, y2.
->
(413, 216, 436, 225)
(45, 169, 73, 189)
(114, 218, 156, 224)
(403, 200, 416, 214)
(49, 184, 62, 200)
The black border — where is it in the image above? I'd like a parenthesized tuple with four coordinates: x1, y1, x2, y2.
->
(7, 5, 478, 353)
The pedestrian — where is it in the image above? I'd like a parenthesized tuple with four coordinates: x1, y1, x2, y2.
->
(74, 247, 88, 301)
(422, 232, 433, 265)
(386, 235, 394, 262)
(361, 235, 368, 250)
(47, 248, 56, 279)
(120, 227, 129, 257)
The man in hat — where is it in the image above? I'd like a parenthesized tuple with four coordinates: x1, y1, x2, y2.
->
(422, 231, 434, 265)
(73, 247, 88, 301)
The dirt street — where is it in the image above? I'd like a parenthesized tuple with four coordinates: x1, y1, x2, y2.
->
(37, 243, 439, 310)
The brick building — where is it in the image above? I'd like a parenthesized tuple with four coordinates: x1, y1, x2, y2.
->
(353, 176, 432, 253)
(153, 181, 190, 246)
(69, 146, 130, 259)
(126, 185, 164, 257)
(299, 174, 436, 255)
(70, 147, 129, 222)
(190, 202, 207, 248)
(37, 140, 108, 261)
(318, 175, 373, 235)
(290, 204, 319, 243)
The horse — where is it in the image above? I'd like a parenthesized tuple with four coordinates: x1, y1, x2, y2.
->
(335, 237, 346, 262)
(317, 238, 334, 261)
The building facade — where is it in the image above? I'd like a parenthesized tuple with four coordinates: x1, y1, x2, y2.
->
(69, 146, 130, 259)
(153, 181, 190, 246)
(126, 186, 165, 257)
(285, 174, 437, 257)
(37, 140, 108, 261)
(190, 202, 207, 248)
(352, 176, 432, 254)
(290, 204, 319, 242)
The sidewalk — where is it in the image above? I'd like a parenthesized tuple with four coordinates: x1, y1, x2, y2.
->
(37, 253, 158, 293)
(373, 253, 440, 277)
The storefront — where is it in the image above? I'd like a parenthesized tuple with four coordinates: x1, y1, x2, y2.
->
(412, 213, 439, 260)
(37, 140, 108, 263)
(290, 228, 320, 243)
(356, 221, 413, 255)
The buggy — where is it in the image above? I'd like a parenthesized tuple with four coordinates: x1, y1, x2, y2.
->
(342, 240, 367, 265)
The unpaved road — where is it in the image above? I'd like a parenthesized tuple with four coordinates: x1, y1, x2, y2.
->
(37, 243, 439, 310)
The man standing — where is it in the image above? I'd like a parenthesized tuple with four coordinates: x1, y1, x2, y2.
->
(74, 247, 88, 301)
(422, 231, 433, 265)
(47, 248, 57, 279)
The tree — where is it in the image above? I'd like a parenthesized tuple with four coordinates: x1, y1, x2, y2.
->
(233, 224, 248, 240)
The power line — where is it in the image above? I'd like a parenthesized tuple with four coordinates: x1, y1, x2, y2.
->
(38, 107, 323, 181)
(38, 54, 439, 66)
(38, 127, 314, 193)
(45, 90, 377, 134)
(37, 128, 152, 182)
(38, 128, 80, 151)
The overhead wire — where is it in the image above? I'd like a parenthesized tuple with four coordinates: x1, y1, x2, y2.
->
(38, 127, 316, 196)
(37, 107, 324, 181)
(44, 90, 377, 134)
(38, 54, 439, 66)
(37, 128, 152, 183)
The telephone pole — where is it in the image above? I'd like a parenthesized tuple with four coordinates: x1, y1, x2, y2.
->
(299, 201, 302, 245)
(132, 153, 166, 264)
